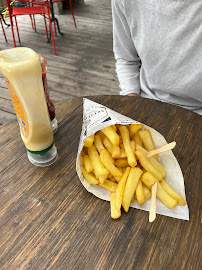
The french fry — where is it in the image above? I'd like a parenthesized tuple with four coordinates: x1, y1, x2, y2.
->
(88, 145, 109, 176)
(100, 149, 123, 177)
(139, 130, 157, 159)
(136, 179, 145, 205)
(115, 158, 129, 168)
(94, 134, 105, 154)
(110, 192, 121, 219)
(112, 145, 121, 159)
(116, 167, 131, 209)
(82, 167, 99, 185)
(122, 167, 143, 212)
(114, 176, 121, 182)
(130, 141, 136, 153)
(133, 185, 151, 201)
(129, 124, 143, 138)
(120, 149, 127, 158)
(83, 155, 94, 173)
(99, 175, 108, 184)
(131, 193, 135, 203)
(135, 143, 166, 178)
(84, 134, 95, 147)
(142, 172, 177, 208)
(132, 132, 143, 146)
(135, 151, 163, 181)
(156, 181, 178, 208)
(160, 179, 186, 205)
(93, 169, 99, 179)
(108, 172, 113, 178)
(99, 180, 117, 192)
(142, 184, 151, 201)
(141, 172, 156, 189)
(101, 126, 120, 146)
(80, 149, 86, 156)
(110, 177, 117, 183)
(120, 142, 124, 149)
(119, 126, 137, 167)
(122, 167, 127, 173)
(96, 130, 105, 141)
(103, 136, 113, 154)
(111, 125, 117, 131)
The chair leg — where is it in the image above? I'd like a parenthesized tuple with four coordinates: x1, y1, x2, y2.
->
(29, 14, 34, 30)
(69, 0, 77, 29)
(14, 16, 21, 43)
(48, 14, 56, 55)
(54, 21, 57, 37)
(0, 18, 7, 42)
(33, 15, 36, 32)
(44, 15, 48, 40)
(8, 15, 16, 47)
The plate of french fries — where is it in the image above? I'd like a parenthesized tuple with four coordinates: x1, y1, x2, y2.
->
(76, 99, 189, 221)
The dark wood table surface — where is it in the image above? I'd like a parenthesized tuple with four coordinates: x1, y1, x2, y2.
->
(0, 96, 201, 270)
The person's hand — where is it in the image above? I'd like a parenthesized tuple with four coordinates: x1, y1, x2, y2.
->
(127, 93, 138, 96)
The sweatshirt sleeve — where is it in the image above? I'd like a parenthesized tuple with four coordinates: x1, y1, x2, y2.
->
(112, 0, 141, 95)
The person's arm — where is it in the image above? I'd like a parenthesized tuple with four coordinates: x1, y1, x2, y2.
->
(112, 0, 141, 96)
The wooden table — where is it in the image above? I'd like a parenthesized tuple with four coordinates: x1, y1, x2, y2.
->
(0, 96, 201, 270)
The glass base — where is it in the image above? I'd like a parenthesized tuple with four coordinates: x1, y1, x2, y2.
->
(51, 117, 58, 133)
(27, 143, 58, 167)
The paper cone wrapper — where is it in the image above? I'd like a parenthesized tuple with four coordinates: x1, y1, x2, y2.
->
(76, 98, 189, 220)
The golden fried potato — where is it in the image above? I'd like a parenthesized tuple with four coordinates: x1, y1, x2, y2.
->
(115, 158, 129, 168)
(94, 134, 105, 154)
(129, 124, 143, 138)
(100, 149, 123, 177)
(101, 126, 120, 146)
(156, 182, 177, 208)
(112, 145, 121, 159)
(160, 179, 186, 205)
(103, 136, 113, 154)
(139, 130, 157, 159)
(110, 192, 121, 219)
(98, 175, 108, 184)
(122, 167, 143, 212)
(132, 132, 143, 146)
(84, 134, 95, 147)
(83, 155, 94, 173)
(99, 180, 117, 192)
(119, 125, 137, 167)
(136, 179, 145, 205)
(82, 167, 99, 185)
(116, 167, 131, 209)
(136, 143, 166, 178)
(142, 172, 177, 208)
(135, 151, 163, 181)
(88, 145, 109, 176)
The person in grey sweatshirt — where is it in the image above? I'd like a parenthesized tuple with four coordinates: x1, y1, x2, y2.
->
(112, 0, 202, 115)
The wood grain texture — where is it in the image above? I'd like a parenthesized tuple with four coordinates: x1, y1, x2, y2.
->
(0, 96, 201, 270)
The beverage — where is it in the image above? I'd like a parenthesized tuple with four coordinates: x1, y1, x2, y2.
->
(0, 47, 58, 166)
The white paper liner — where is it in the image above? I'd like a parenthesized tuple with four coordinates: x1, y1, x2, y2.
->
(76, 98, 189, 220)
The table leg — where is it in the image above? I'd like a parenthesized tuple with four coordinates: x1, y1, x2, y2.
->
(47, 0, 63, 43)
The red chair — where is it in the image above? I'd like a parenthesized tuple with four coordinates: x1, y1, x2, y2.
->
(31, 0, 77, 41)
(32, 0, 77, 28)
(6, 0, 57, 54)
(0, 15, 7, 42)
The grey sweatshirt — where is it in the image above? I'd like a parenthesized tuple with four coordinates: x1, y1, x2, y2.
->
(112, 0, 202, 115)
